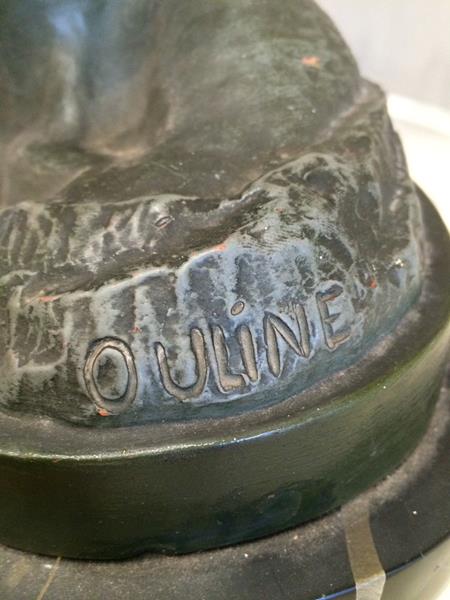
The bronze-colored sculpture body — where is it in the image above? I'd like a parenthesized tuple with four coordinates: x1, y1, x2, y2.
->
(0, 0, 360, 206)
(0, 0, 428, 426)
(0, 0, 449, 579)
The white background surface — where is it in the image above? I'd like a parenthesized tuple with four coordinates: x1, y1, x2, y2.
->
(317, 0, 450, 111)
(389, 95, 450, 229)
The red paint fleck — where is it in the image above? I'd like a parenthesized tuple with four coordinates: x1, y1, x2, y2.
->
(275, 207, 285, 214)
(98, 409, 111, 417)
(368, 277, 378, 289)
(130, 326, 142, 334)
(301, 55, 321, 69)
(38, 295, 61, 303)
(190, 241, 228, 259)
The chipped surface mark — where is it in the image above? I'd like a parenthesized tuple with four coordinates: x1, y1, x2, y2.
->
(301, 55, 321, 69)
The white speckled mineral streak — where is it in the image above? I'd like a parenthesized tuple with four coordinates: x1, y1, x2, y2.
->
(342, 499, 386, 600)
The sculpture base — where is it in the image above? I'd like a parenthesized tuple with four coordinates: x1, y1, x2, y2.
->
(0, 189, 448, 559)
(0, 381, 448, 599)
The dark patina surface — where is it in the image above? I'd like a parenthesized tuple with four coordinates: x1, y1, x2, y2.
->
(0, 0, 449, 562)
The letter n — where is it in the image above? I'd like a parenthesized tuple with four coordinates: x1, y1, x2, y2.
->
(264, 305, 311, 377)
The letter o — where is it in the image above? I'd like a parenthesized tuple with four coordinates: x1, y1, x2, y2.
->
(83, 337, 138, 415)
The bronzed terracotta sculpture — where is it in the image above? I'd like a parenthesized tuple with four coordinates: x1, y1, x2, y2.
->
(0, 2, 449, 596)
